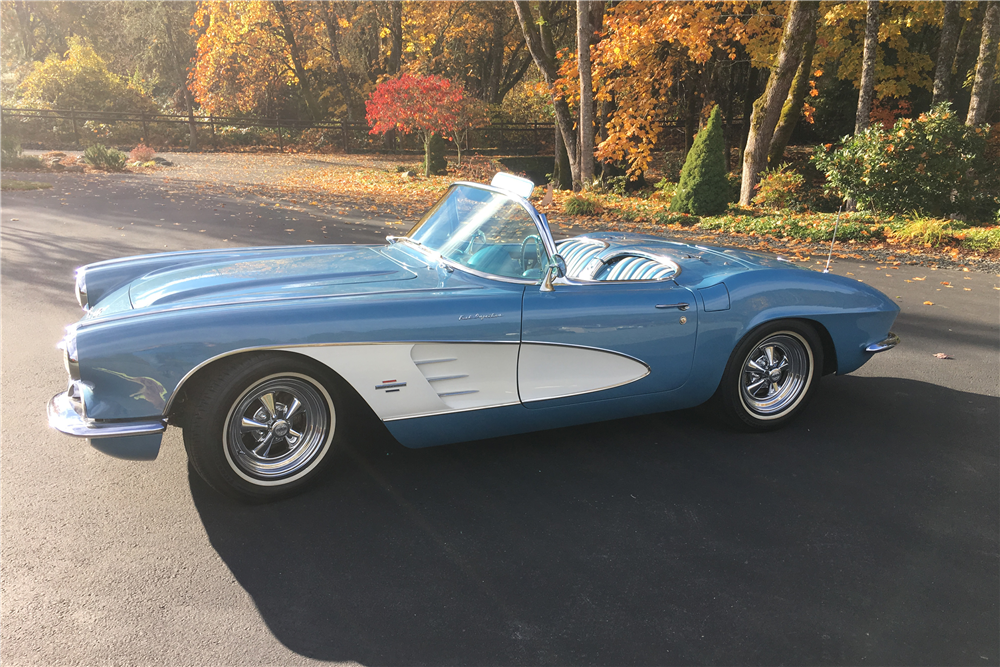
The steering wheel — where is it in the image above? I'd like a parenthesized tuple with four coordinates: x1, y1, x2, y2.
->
(520, 235, 543, 272)
(464, 229, 487, 257)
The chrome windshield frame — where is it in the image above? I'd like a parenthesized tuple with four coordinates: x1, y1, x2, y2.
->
(399, 182, 558, 282)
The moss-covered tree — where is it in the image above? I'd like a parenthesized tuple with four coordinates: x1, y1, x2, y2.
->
(671, 105, 729, 216)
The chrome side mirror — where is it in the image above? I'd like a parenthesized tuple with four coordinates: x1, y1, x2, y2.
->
(540, 254, 566, 292)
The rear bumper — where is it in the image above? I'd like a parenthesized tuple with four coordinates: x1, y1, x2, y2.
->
(865, 332, 900, 353)
(47, 391, 165, 460)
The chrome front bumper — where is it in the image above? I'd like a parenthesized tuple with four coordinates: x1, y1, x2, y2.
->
(47, 391, 166, 460)
(865, 332, 900, 353)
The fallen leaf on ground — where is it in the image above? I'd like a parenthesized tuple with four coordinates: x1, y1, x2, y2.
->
(932, 353, 953, 359)
(913, 276, 926, 281)
(923, 301, 934, 305)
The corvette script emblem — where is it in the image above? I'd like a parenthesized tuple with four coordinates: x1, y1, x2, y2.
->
(459, 313, 502, 321)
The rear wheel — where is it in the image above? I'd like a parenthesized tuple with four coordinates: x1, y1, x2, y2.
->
(182, 354, 342, 502)
(713, 321, 823, 431)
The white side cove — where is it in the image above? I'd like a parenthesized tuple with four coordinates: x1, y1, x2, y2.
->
(517, 343, 649, 402)
(284, 343, 519, 421)
(285, 341, 650, 421)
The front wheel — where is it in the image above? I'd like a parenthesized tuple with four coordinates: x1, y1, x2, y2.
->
(713, 321, 823, 431)
(182, 354, 342, 502)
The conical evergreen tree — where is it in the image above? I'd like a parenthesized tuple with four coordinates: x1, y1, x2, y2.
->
(671, 105, 730, 215)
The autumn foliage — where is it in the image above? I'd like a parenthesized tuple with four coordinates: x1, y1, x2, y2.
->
(366, 74, 466, 176)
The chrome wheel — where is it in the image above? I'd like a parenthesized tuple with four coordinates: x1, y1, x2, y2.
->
(224, 374, 334, 483)
(739, 332, 813, 419)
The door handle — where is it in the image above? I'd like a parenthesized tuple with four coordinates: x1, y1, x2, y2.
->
(655, 303, 689, 311)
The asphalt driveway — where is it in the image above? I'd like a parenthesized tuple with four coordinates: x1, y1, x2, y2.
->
(2, 158, 997, 666)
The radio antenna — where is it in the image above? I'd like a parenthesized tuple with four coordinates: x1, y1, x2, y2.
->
(823, 205, 844, 274)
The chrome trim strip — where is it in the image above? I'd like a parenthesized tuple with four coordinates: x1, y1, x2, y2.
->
(163, 340, 519, 414)
(413, 357, 458, 366)
(48, 392, 166, 439)
(375, 381, 407, 390)
(519, 371, 651, 403)
(436, 389, 479, 397)
(382, 400, 521, 422)
(520, 340, 652, 370)
(80, 243, 369, 268)
(865, 332, 900, 353)
(425, 374, 469, 382)
(79, 285, 485, 327)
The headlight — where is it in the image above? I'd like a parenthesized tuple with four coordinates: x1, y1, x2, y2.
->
(58, 328, 80, 380)
(74, 269, 88, 310)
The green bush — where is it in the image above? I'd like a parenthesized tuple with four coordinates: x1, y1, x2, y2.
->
(0, 126, 43, 170)
(813, 103, 997, 220)
(671, 106, 730, 216)
(83, 144, 127, 172)
(753, 165, 805, 210)
(564, 194, 601, 215)
(653, 211, 700, 226)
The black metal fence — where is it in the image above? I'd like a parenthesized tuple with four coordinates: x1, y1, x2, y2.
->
(0, 107, 557, 155)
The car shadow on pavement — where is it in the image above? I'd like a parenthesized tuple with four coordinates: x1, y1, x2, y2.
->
(190, 375, 999, 666)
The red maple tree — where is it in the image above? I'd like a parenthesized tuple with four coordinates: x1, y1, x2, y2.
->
(366, 73, 466, 176)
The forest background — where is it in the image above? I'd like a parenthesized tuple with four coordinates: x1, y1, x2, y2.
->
(2, 1, 999, 255)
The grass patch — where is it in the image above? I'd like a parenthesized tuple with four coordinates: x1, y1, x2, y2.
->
(698, 212, 887, 243)
(959, 227, 1000, 252)
(1, 179, 52, 191)
(564, 194, 602, 215)
(0, 154, 44, 171)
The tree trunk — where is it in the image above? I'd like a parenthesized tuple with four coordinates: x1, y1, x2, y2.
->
(577, 0, 597, 187)
(271, 1, 322, 121)
(164, 18, 198, 151)
(738, 63, 759, 170)
(932, 1, 962, 106)
(740, 0, 817, 206)
(966, 1, 1000, 125)
(768, 18, 818, 166)
(854, 0, 881, 134)
(388, 1, 403, 75)
(952, 2, 987, 101)
(319, 2, 357, 121)
(553, 118, 572, 190)
(12, 1, 34, 62)
(514, 0, 581, 189)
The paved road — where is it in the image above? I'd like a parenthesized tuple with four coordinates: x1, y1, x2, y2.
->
(2, 166, 998, 666)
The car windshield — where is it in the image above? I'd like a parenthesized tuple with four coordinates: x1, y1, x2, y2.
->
(404, 184, 549, 281)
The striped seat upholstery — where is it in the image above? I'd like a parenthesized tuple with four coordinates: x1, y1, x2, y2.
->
(598, 256, 676, 281)
(557, 239, 606, 279)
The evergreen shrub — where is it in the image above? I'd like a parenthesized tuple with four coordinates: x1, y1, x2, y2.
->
(670, 105, 730, 216)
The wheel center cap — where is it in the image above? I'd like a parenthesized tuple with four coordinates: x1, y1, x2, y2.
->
(271, 420, 289, 438)
(769, 368, 782, 381)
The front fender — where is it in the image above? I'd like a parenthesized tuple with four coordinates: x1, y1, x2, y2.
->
(681, 268, 899, 404)
(73, 286, 523, 421)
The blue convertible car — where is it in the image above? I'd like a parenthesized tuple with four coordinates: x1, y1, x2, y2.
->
(48, 173, 899, 501)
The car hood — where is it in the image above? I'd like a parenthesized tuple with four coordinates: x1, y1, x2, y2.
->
(126, 245, 418, 310)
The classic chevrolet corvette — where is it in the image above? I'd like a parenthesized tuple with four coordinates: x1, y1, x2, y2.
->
(48, 173, 899, 501)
